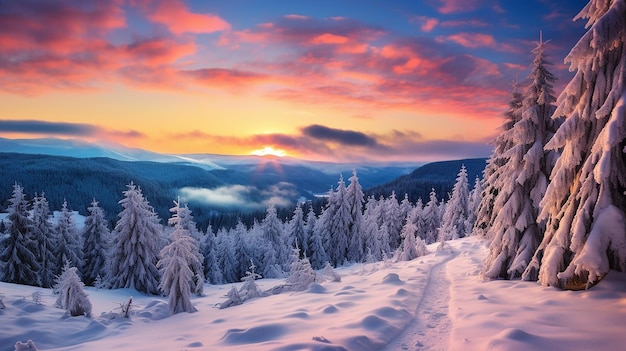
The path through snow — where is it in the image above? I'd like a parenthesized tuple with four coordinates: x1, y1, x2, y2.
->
(383, 247, 457, 351)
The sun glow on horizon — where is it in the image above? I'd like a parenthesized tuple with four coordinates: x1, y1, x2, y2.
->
(251, 146, 287, 157)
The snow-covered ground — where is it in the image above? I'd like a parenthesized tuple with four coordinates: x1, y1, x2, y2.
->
(2, 237, 625, 351)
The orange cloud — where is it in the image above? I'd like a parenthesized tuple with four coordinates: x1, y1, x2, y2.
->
(311, 33, 350, 45)
(144, 0, 230, 34)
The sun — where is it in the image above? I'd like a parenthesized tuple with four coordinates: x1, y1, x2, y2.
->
(251, 146, 287, 157)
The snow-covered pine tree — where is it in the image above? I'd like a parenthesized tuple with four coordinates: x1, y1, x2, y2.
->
(317, 186, 334, 260)
(54, 262, 92, 317)
(0, 183, 39, 286)
(382, 191, 402, 250)
(467, 176, 483, 231)
(440, 165, 471, 240)
(239, 259, 263, 300)
(286, 203, 307, 256)
(474, 82, 524, 238)
(303, 205, 317, 259)
(398, 210, 423, 261)
(410, 198, 425, 238)
(54, 200, 83, 275)
(346, 170, 365, 263)
(285, 246, 316, 291)
(167, 199, 204, 295)
(327, 175, 351, 266)
(523, 1, 626, 288)
(231, 220, 249, 280)
(420, 189, 441, 244)
(484, 34, 559, 280)
(31, 193, 57, 288)
(306, 208, 328, 270)
(216, 228, 238, 283)
(261, 204, 288, 274)
(201, 226, 222, 285)
(109, 182, 163, 294)
(363, 196, 383, 260)
(158, 202, 202, 314)
(81, 199, 111, 286)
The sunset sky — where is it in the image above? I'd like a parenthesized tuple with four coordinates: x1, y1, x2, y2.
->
(0, 0, 588, 163)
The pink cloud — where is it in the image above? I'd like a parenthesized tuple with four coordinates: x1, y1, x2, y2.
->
(445, 33, 496, 48)
(143, 0, 230, 34)
(311, 33, 350, 45)
(413, 16, 439, 32)
(435, 0, 482, 14)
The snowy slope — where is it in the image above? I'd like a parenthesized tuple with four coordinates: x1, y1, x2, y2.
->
(2, 237, 625, 351)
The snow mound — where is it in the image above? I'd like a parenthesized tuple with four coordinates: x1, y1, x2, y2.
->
(220, 324, 288, 345)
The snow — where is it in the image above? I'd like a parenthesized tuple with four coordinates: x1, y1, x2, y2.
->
(2, 237, 626, 351)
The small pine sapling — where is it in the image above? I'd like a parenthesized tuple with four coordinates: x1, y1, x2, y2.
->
(54, 263, 92, 317)
(239, 260, 264, 300)
(321, 262, 341, 282)
(219, 286, 243, 309)
(14, 340, 39, 351)
(285, 248, 316, 291)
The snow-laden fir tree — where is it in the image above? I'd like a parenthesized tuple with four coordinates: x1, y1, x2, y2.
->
(54, 200, 83, 275)
(81, 199, 110, 286)
(0, 183, 39, 286)
(346, 170, 366, 263)
(167, 199, 204, 295)
(483, 34, 559, 279)
(419, 189, 441, 244)
(523, 0, 626, 288)
(399, 193, 413, 225)
(286, 203, 307, 256)
(474, 82, 524, 238)
(261, 204, 288, 275)
(398, 210, 428, 261)
(302, 205, 317, 258)
(201, 226, 222, 285)
(216, 228, 238, 283)
(440, 165, 471, 240)
(54, 262, 92, 317)
(467, 176, 483, 231)
(109, 182, 163, 295)
(363, 196, 384, 260)
(306, 207, 328, 270)
(383, 191, 402, 250)
(285, 245, 317, 291)
(239, 259, 264, 300)
(316, 186, 334, 259)
(231, 220, 250, 280)
(158, 200, 203, 314)
(31, 193, 57, 288)
(326, 176, 351, 266)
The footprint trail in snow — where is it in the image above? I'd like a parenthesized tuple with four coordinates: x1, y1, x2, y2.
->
(384, 249, 456, 351)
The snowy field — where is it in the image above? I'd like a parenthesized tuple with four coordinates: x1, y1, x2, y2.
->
(2, 236, 625, 351)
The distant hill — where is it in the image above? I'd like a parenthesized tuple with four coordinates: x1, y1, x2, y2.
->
(0, 152, 413, 229)
(365, 158, 487, 203)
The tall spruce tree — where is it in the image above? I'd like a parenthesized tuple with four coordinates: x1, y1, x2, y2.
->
(0, 184, 39, 286)
(54, 200, 83, 275)
(31, 193, 57, 288)
(327, 176, 351, 266)
(346, 170, 365, 263)
(81, 199, 110, 286)
(440, 165, 471, 240)
(158, 200, 203, 314)
(109, 182, 163, 294)
(523, 1, 626, 288)
(474, 82, 524, 238)
(483, 34, 559, 279)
